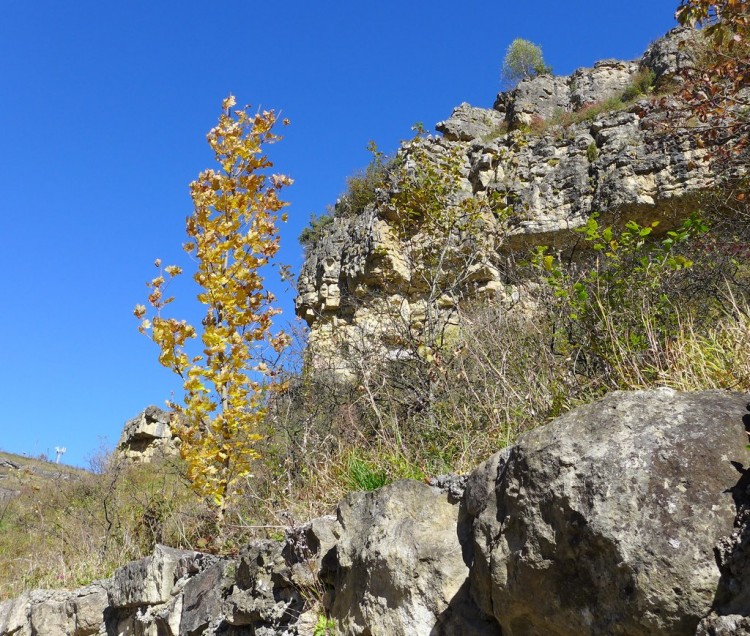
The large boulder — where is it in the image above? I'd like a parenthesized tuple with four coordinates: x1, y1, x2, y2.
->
(469, 388, 750, 635)
(0, 583, 108, 636)
(436, 103, 506, 142)
(327, 479, 496, 636)
(4, 389, 750, 635)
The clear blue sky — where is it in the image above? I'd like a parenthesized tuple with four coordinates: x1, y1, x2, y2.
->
(0, 0, 679, 467)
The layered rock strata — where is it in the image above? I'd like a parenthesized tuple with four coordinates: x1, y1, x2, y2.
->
(295, 27, 710, 368)
(115, 406, 179, 463)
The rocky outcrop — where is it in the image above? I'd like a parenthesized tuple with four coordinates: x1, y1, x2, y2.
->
(296, 28, 712, 366)
(115, 406, 179, 463)
(325, 479, 494, 636)
(0, 583, 108, 636)
(492, 26, 699, 128)
(470, 388, 749, 635)
(4, 388, 750, 635)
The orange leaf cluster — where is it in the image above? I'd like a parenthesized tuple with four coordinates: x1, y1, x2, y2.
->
(676, 1, 750, 161)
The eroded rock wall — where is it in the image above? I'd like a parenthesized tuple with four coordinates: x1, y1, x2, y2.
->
(295, 27, 711, 368)
(115, 406, 180, 464)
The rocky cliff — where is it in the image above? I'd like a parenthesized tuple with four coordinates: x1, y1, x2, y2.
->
(3, 388, 750, 635)
(295, 27, 712, 368)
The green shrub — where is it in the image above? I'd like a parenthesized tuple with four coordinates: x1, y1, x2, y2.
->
(299, 211, 335, 248)
(299, 150, 393, 250)
(533, 213, 709, 386)
(336, 149, 392, 217)
(587, 142, 599, 162)
(622, 68, 656, 102)
(314, 614, 337, 636)
(501, 38, 551, 87)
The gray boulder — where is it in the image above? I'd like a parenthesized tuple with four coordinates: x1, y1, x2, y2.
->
(107, 544, 198, 609)
(327, 479, 496, 636)
(470, 388, 750, 636)
(697, 614, 750, 635)
(4, 389, 750, 635)
(436, 103, 506, 142)
(0, 583, 108, 636)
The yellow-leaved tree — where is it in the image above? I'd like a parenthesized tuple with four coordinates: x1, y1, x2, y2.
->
(134, 95, 292, 529)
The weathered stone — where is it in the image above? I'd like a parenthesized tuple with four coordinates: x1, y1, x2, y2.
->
(503, 73, 571, 126)
(0, 583, 108, 636)
(296, 29, 713, 367)
(471, 388, 749, 636)
(285, 514, 340, 595)
(436, 103, 506, 142)
(463, 449, 510, 519)
(641, 26, 702, 82)
(570, 59, 638, 108)
(224, 540, 304, 631)
(179, 560, 230, 635)
(108, 545, 197, 609)
(115, 406, 180, 463)
(5, 390, 750, 635)
(68, 584, 109, 635)
(697, 614, 750, 635)
(0, 593, 31, 636)
(327, 479, 493, 636)
(428, 473, 469, 502)
(696, 437, 750, 631)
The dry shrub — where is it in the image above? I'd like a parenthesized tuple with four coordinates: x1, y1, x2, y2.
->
(0, 455, 205, 599)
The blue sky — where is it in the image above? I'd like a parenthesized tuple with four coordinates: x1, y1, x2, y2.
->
(0, 1, 680, 467)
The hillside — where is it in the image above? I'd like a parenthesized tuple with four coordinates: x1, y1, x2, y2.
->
(3, 17, 750, 636)
(0, 451, 86, 506)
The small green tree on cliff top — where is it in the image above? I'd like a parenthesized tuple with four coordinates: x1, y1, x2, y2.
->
(135, 95, 292, 530)
(501, 38, 551, 87)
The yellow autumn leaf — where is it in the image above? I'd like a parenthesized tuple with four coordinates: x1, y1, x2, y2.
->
(136, 97, 291, 527)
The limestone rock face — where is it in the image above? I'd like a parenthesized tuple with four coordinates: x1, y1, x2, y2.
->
(570, 59, 637, 108)
(436, 102, 506, 142)
(499, 73, 571, 126)
(0, 583, 108, 636)
(115, 405, 179, 463)
(326, 479, 495, 636)
(470, 388, 750, 636)
(107, 544, 195, 609)
(641, 26, 701, 82)
(296, 28, 714, 366)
